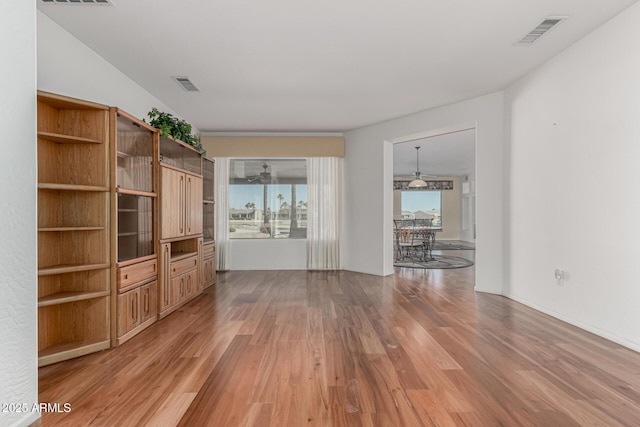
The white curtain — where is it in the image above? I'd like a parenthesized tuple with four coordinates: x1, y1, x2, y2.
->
(306, 157, 341, 270)
(214, 157, 230, 270)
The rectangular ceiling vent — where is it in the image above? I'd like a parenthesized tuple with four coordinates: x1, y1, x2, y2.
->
(40, 0, 115, 4)
(173, 76, 200, 92)
(516, 16, 567, 45)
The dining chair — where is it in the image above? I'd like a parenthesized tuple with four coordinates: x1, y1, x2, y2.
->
(393, 219, 422, 261)
(414, 218, 435, 260)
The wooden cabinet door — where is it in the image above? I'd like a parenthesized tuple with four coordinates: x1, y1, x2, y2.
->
(186, 174, 203, 235)
(118, 288, 140, 336)
(161, 167, 185, 239)
(170, 275, 185, 306)
(139, 281, 157, 324)
(185, 270, 194, 298)
(185, 269, 199, 297)
(198, 238, 204, 290)
(158, 243, 171, 312)
(203, 257, 215, 287)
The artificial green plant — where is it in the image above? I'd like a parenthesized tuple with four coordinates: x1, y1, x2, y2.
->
(144, 107, 204, 153)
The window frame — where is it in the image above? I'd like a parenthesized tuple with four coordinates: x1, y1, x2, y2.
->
(228, 157, 308, 240)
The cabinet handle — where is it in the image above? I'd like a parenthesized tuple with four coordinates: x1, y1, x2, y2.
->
(180, 175, 184, 234)
(164, 246, 170, 305)
(131, 295, 136, 321)
(144, 290, 149, 313)
(187, 177, 191, 233)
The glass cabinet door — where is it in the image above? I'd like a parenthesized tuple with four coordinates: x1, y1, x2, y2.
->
(202, 157, 215, 242)
(203, 157, 214, 202)
(118, 194, 153, 261)
(203, 203, 214, 243)
(159, 136, 202, 175)
(116, 115, 154, 192)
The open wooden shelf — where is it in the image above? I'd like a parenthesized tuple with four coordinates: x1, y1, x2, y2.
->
(38, 339, 110, 367)
(38, 263, 110, 276)
(39, 226, 105, 232)
(38, 131, 103, 145)
(38, 290, 111, 307)
(170, 251, 198, 262)
(37, 91, 111, 366)
(38, 183, 110, 192)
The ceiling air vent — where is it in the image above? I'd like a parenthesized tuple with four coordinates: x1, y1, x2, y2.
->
(40, 0, 115, 5)
(516, 16, 567, 45)
(173, 76, 200, 92)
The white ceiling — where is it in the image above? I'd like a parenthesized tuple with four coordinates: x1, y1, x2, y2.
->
(37, 0, 638, 134)
(394, 129, 476, 178)
(37, 0, 638, 177)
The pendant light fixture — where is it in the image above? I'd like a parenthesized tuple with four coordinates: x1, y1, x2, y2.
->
(408, 146, 428, 188)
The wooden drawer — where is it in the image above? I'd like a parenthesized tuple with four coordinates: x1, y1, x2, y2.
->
(203, 243, 215, 259)
(171, 255, 198, 278)
(118, 258, 157, 292)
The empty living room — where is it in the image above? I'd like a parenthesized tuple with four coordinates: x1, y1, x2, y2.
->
(3, 1, 640, 426)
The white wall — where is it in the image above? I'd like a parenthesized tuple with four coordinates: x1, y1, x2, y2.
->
(0, 3, 39, 427)
(460, 177, 476, 242)
(343, 93, 505, 295)
(228, 240, 307, 270)
(504, 2, 640, 351)
(37, 12, 183, 125)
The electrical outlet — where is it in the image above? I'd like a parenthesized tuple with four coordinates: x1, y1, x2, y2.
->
(554, 268, 565, 284)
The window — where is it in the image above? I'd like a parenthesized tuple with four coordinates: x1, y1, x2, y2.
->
(229, 159, 307, 239)
(401, 190, 442, 228)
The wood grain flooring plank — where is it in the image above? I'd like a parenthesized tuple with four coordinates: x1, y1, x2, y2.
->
(36, 268, 640, 426)
(144, 392, 197, 427)
(406, 389, 459, 427)
(177, 335, 255, 426)
(238, 403, 272, 427)
(369, 317, 429, 391)
(514, 370, 627, 427)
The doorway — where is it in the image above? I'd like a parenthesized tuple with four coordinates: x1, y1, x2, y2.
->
(390, 122, 477, 267)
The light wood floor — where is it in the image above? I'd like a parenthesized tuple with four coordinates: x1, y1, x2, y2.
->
(36, 252, 640, 426)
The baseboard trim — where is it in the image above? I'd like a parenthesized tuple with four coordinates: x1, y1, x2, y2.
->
(505, 292, 640, 353)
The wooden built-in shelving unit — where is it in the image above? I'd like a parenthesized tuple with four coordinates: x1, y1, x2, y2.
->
(157, 136, 205, 319)
(202, 157, 216, 288)
(37, 91, 111, 367)
(37, 91, 216, 365)
(110, 108, 159, 346)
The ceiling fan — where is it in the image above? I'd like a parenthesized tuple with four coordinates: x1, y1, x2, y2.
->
(246, 163, 272, 183)
(397, 146, 437, 186)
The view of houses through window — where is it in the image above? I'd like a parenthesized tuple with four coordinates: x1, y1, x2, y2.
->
(401, 191, 442, 228)
(229, 159, 307, 239)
